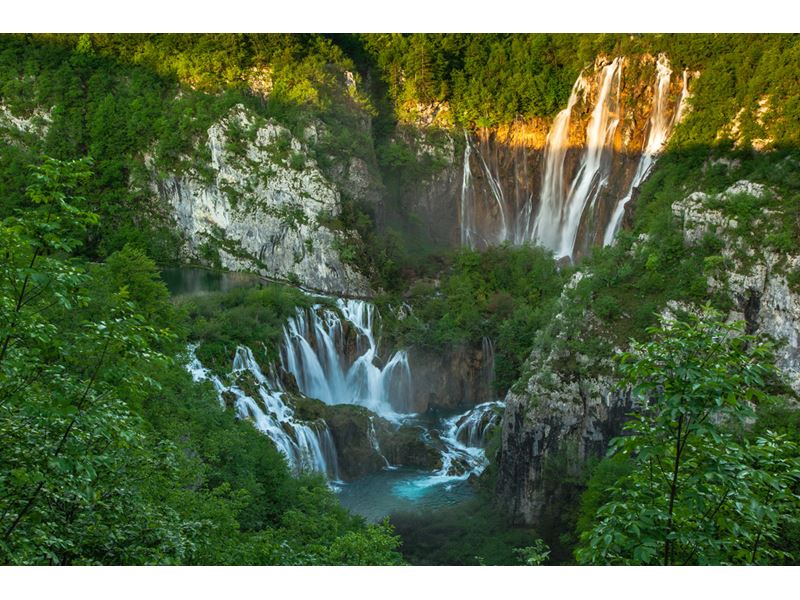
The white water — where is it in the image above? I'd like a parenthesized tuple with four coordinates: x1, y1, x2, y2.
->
(554, 58, 623, 259)
(393, 401, 504, 497)
(460, 130, 475, 248)
(530, 75, 586, 249)
(188, 345, 340, 478)
(280, 299, 412, 420)
(603, 57, 690, 246)
(453, 400, 503, 447)
(368, 416, 393, 469)
(187, 297, 504, 499)
(460, 55, 688, 260)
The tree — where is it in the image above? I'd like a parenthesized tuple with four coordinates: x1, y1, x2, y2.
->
(0, 158, 194, 564)
(576, 308, 800, 565)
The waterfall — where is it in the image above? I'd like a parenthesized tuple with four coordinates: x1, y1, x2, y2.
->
(416, 400, 505, 486)
(188, 345, 340, 478)
(453, 401, 503, 448)
(603, 56, 689, 246)
(460, 131, 474, 248)
(555, 58, 623, 259)
(367, 416, 392, 469)
(473, 142, 509, 244)
(460, 55, 687, 260)
(530, 75, 586, 249)
(280, 299, 412, 420)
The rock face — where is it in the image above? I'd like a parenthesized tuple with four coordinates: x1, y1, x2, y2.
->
(290, 396, 440, 480)
(496, 180, 800, 528)
(495, 273, 632, 526)
(406, 341, 497, 413)
(672, 180, 800, 393)
(151, 105, 370, 296)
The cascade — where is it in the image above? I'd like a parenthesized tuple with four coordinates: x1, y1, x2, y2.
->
(188, 345, 340, 478)
(473, 142, 509, 244)
(530, 75, 586, 249)
(408, 400, 505, 491)
(461, 55, 689, 260)
(280, 299, 412, 419)
(603, 56, 690, 245)
(460, 131, 475, 247)
(453, 401, 503, 447)
(555, 57, 623, 259)
(367, 416, 392, 468)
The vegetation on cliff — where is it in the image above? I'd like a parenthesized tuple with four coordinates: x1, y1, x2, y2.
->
(3, 33, 800, 566)
(0, 158, 402, 565)
(576, 311, 800, 565)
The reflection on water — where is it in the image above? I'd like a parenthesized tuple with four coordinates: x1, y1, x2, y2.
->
(161, 268, 262, 296)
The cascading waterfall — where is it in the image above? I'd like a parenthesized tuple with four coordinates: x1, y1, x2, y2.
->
(281, 299, 412, 420)
(462, 55, 689, 260)
(473, 143, 509, 244)
(602, 56, 690, 246)
(400, 401, 505, 496)
(530, 75, 586, 249)
(188, 345, 340, 479)
(453, 401, 503, 448)
(460, 130, 475, 248)
(554, 58, 623, 259)
(367, 416, 392, 468)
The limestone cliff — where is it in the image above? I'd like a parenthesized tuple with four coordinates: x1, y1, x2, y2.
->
(150, 105, 370, 296)
(495, 179, 800, 526)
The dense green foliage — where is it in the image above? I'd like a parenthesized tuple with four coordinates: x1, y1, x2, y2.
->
(3, 33, 800, 566)
(379, 244, 564, 393)
(390, 497, 541, 565)
(575, 311, 800, 565)
(180, 285, 317, 373)
(0, 34, 372, 264)
(0, 158, 403, 565)
(362, 33, 800, 140)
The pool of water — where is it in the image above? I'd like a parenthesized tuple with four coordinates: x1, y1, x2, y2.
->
(335, 467, 477, 522)
(161, 267, 262, 296)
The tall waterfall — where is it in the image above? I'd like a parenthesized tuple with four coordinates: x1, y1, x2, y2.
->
(281, 299, 412, 420)
(460, 131, 475, 247)
(602, 57, 690, 246)
(555, 58, 623, 258)
(460, 55, 690, 260)
(188, 345, 340, 478)
(530, 76, 586, 249)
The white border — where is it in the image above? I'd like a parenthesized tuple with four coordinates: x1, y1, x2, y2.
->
(1, 1, 799, 32)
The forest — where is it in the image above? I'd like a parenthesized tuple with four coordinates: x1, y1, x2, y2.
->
(1, 33, 799, 567)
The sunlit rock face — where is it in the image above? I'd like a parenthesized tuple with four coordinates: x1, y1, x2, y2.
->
(151, 104, 370, 296)
(456, 55, 690, 260)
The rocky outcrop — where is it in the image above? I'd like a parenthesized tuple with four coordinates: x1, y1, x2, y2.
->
(495, 273, 632, 525)
(497, 179, 800, 527)
(151, 105, 370, 296)
(672, 180, 800, 393)
(406, 341, 497, 413)
(290, 396, 440, 479)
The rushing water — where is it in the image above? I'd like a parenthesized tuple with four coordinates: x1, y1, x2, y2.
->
(178, 273, 503, 517)
(188, 344, 341, 478)
(460, 55, 690, 260)
(280, 299, 412, 420)
(603, 57, 691, 245)
(337, 402, 503, 522)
